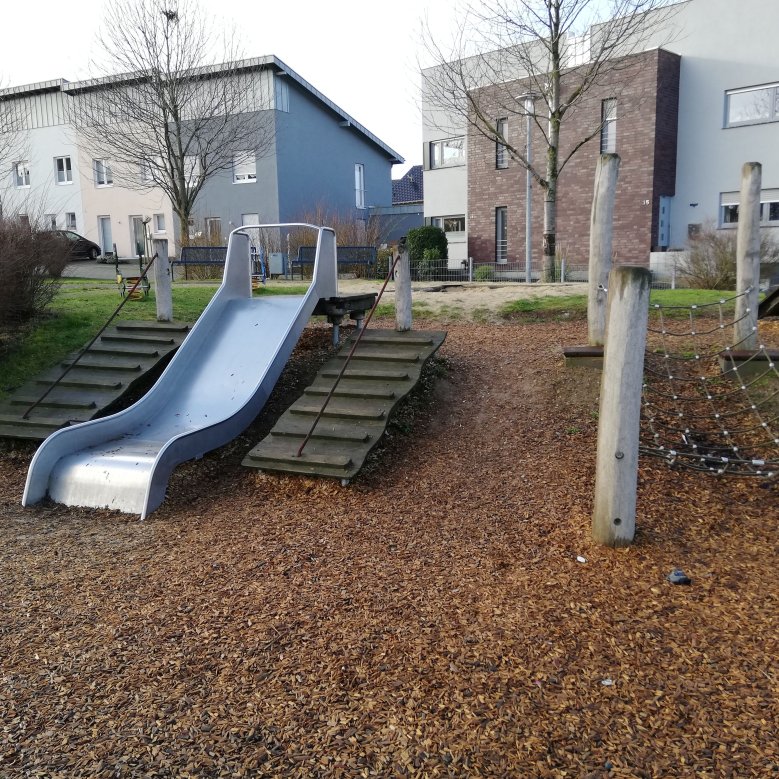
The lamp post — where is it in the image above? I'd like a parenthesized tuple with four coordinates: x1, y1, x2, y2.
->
(518, 92, 538, 284)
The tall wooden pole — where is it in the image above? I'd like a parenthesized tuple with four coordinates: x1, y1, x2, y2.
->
(395, 239, 412, 332)
(588, 153, 620, 346)
(734, 162, 761, 351)
(153, 239, 173, 322)
(592, 266, 651, 547)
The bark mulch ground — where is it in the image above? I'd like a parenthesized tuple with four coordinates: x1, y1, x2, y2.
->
(1, 317, 777, 778)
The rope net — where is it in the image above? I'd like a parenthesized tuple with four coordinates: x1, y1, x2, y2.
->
(641, 290, 779, 478)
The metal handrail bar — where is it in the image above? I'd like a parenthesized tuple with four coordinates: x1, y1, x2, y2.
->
(296, 251, 402, 457)
(22, 253, 158, 420)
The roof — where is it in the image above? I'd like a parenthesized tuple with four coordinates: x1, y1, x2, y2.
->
(0, 56, 404, 165)
(392, 165, 423, 204)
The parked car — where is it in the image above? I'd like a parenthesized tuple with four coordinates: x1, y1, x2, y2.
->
(43, 230, 102, 261)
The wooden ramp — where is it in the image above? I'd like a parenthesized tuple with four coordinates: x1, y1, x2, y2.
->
(0, 321, 190, 441)
(242, 328, 447, 481)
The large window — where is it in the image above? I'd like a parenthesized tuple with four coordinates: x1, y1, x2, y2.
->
(205, 217, 222, 243)
(432, 215, 465, 233)
(430, 137, 465, 169)
(600, 99, 617, 153)
(55, 156, 72, 185)
(233, 151, 256, 183)
(354, 163, 365, 208)
(496, 207, 508, 263)
(184, 155, 200, 188)
(14, 161, 30, 188)
(719, 190, 779, 226)
(65, 212, 77, 230)
(726, 83, 779, 127)
(44, 214, 57, 229)
(94, 159, 113, 187)
(496, 118, 508, 169)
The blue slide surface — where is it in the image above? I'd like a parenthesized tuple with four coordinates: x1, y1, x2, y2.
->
(23, 225, 338, 518)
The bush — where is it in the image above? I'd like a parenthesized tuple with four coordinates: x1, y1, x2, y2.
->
(376, 247, 393, 278)
(0, 222, 69, 329)
(406, 226, 447, 279)
(474, 264, 494, 282)
(679, 223, 779, 289)
(416, 247, 443, 281)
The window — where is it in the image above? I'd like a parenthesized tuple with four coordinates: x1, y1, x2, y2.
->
(429, 137, 465, 169)
(14, 161, 30, 188)
(720, 191, 779, 226)
(184, 155, 200, 188)
(55, 156, 72, 184)
(496, 207, 508, 263)
(94, 159, 113, 186)
(65, 212, 77, 230)
(726, 83, 779, 127)
(205, 217, 222, 242)
(275, 78, 289, 112)
(18, 213, 30, 228)
(432, 215, 466, 233)
(44, 214, 57, 229)
(496, 118, 508, 169)
(154, 213, 166, 233)
(600, 99, 617, 153)
(355, 163, 365, 209)
(233, 151, 256, 183)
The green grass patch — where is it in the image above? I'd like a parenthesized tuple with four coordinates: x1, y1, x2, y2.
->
(500, 294, 588, 319)
(0, 281, 314, 400)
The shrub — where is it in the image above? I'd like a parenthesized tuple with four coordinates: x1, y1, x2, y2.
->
(474, 264, 494, 282)
(416, 247, 443, 281)
(376, 247, 393, 278)
(406, 226, 447, 268)
(0, 221, 69, 329)
(678, 222, 779, 290)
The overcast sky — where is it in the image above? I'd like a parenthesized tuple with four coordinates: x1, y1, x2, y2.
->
(1, 0, 461, 176)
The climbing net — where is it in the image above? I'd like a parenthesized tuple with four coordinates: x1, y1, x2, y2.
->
(641, 289, 779, 478)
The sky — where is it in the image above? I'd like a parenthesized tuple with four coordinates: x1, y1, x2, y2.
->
(0, 0, 461, 176)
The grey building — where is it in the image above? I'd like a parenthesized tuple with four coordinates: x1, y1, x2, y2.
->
(189, 57, 403, 242)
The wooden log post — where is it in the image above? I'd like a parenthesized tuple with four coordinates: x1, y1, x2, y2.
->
(395, 239, 412, 332)
(588, 153, 621, 347)
(734, 162, 761, 351)
(592, 266, 651, 547)
(153, 239, 173, 322)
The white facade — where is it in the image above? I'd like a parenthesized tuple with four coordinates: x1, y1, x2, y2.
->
(0, 81, 174, 257)
(421, 0, 779, 263)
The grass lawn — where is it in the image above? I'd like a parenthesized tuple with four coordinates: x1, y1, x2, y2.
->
(0, 280, 308, 399)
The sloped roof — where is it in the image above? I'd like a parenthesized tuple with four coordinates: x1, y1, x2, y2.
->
(392, 165, 423, 205)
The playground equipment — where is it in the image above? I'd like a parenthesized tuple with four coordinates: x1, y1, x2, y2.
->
(23, 224, 338, 519)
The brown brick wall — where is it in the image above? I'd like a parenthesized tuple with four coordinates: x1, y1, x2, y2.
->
(467, 48, 681, 268)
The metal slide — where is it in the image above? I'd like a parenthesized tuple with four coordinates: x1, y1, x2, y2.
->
(23, 224, 338, 519)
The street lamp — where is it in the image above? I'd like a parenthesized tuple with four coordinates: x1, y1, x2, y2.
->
(517, 92, 539, 283)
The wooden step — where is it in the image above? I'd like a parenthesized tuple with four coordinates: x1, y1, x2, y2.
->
(304, 385, 396, 400)
(115, 322, 190, 333)
(335, 350, 420, 362)
(271, 428, 372, 443)
(87, 346, 161, 358)
(0, 412, 73, 427)
(245, 450, 353, 469)
(61, 360, 142, 372)
(357, 334, 434, 346)
(101, 334, 176, 345)
(36, 377, 123, 390)
(321, 368, 409, 381)
(290, 404, 386, 420)
(9, 397, 98, 410)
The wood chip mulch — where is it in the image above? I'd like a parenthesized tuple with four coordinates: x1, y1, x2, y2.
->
(1, 317, 777, 778)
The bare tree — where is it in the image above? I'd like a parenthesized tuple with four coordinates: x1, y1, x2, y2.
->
(69, 0, 275, 247)
(424, 0, 678, 279)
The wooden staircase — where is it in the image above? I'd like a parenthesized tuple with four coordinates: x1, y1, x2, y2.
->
(0, 321, 190, 441)
(242, 328, 447, 481)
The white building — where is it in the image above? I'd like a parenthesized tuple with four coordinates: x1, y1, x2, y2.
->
(421, 0, 779, 266)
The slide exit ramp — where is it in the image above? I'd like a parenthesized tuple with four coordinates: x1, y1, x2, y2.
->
(23, 224, 337, 519)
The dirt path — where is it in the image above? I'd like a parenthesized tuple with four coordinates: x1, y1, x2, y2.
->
(0, 318, 777, 777)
